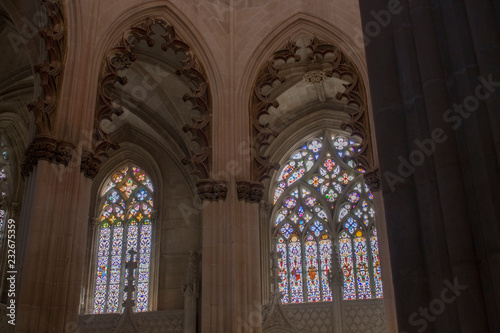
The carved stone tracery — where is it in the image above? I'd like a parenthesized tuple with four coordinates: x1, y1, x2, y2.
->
(20, 0, 69, 177)
(182, 250, 201, 298)
(80, 150, 101, 179)
(28, 0, 66, 136)
(363, 168, 381, 192)
(251, 36, 372, 182)
(93, 17, 211, 179)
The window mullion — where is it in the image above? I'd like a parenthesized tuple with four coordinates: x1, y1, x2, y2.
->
(104, 226, 113, 313)
(119, 223, 128, 313)
(317, 238, 323, 302)
(301, 235, 307, 302)
(366, 231, 376, 299)
(351, 236, 359, 300)
(286, 240, 291, 304)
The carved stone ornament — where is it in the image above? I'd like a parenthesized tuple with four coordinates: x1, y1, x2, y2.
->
(95, 17, 211, 179)
(21, 137, 74, 177)
(363, 169, 381, 192)
(262, 292, 299, 333)
(182, 250, 201, 298)
(89, 217, 99, 229)
(28, 0, 66, 135)
(78, 311, 184, 332)
(251, 36, 372, 182)
(80, 150, 102, 179)
(303, 69, 326, 85)
(196, 179, 228, 201)
(236, 181, 265, 203)
(113, 249, 141, 333)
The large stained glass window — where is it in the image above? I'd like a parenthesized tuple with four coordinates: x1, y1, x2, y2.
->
(272, 132, 383, 303)
(93, 165, 154, 313)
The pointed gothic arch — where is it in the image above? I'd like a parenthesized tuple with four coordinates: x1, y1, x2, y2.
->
(91, 162, 155, 313)
(271, 132, 383, 303)
(248, 31, 392, 331)
(85, 15, 214, 184)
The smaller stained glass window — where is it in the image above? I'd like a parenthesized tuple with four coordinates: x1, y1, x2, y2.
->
(93, 164, 154, 314)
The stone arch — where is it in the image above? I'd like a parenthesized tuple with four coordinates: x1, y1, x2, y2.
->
(83, 5, 222, 183)
(239, 12, 369, 107)
(82, 134, 202, 313)
(83, 143, 163, 313)
(244, 14, 396, 331)
(248, 33, 372, 183)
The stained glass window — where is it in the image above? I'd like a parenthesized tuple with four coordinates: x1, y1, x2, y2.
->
(93, 164, 154, 313)
(272, 132, 383, 303)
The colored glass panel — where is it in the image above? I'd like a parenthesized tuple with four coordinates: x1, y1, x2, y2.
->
(281, 223, 293, 239)
(340, 233, 355, 300)
(94, 285, 106, 314)
(333, 136, 348, 150)
(348, 191, 360, 203)
(93, 164, 154, 314)
(285, 197, 297, 208)
(308, 139, 322, 152)
(277, 238, 289, 304)
(344, 217, 357, 234)
(371, 229, 384, 298)
(271, 133, 383, 304)
(354, 235, 371, 299)
(319, 238, 333, 301)
(305, 236, 320, 302)
(310, 221, 324, 236)
(288, 237, 303, 303)
(138, 224, 152, 310)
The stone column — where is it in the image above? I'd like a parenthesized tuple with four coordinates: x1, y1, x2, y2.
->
(183, 250, 200, 333)
(258, 201, 272, 306)
(199, 179, 263, 332)
(358, 0, 498, 331)
(329, 243, 343, 333)
(17, 141, 93, 332)
(15, 1, 99, 329)
(364, 170, 397, 332)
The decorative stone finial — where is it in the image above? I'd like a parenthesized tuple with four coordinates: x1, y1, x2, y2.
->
(363, 169, 381, 192)
(303, 69, 326, 85)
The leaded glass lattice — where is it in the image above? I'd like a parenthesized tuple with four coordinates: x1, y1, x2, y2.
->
(93, 164, 154, 313)
(272, 132, 383, 304)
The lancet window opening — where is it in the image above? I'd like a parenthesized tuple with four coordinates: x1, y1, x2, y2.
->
(271, 131, 383, 304)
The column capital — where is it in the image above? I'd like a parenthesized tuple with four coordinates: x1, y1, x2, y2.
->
(10, 202, 20, 216)
(363, 168, 381, 192)
(236, 180, 264, 203)
(196, 179, 228, 201)
(259, 201, 273, 214)
(21, 136, 75, 177)
(89, 217, 99, 229)
(80, 150, 101, 179)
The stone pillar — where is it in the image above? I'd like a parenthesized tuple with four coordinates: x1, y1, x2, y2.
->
(258, 201, 272, 305)
(200, 179, 263, 332)
(364, 170, 398, 332)
(17, 141, 93, 332)
(183, 250, 200, 333)
(15, 0, 99, 329)
(358, 0, 499, 331)
(329, 243, 343, 333)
